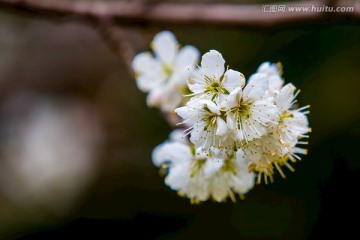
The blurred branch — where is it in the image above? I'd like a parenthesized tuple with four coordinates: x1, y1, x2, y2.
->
(0, 0, 358, 126)
(0, 0, 359, 28)
(97, 21, 135, 74)
(0, 0, 359, 77)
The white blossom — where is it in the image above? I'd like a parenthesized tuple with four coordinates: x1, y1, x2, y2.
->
(175, 99, 228, 152)
(188, 50, 245, 105)
(177, 51, 280, 154)
(241, 83, 311, 183)
(275, 83, 311, 146)
(257, 61, 284, 91)
(132, 31, 199, 112)
(243, 134, 288, 183)
(138, 42, 312, 200)
(152, 141, 217, 202)
(225, 73, 279, 142)
(152, 133, 255, 203)
(209, 150, 255, 202)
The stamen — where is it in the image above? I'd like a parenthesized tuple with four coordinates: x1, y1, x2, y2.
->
(264, 174, 268, 185)
(274, 162, 286, 179)
(239, 194, 245, 200)
(229, 191, 237, 203)
(257, 172, 262, 184)
(284, 162, 295, 172)
(269, 174, 274, 183)
(297, 105, 310, 111)
(288, 155, 297, 163)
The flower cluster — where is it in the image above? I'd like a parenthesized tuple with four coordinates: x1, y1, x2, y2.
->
(132, 31, 311, 203)
(176, 51, 310, 184)
(153, 130, 255, 203)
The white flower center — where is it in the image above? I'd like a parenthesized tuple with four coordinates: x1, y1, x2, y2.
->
(162, 64, 174, 78)
(204, 76, 228, 95)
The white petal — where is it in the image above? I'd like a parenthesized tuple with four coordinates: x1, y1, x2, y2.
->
(222, 69, 246, 93)
(226, 113, 235, 130)
(233, 150, 255, 193)
(279, 110, 310, 146)
(135, 76, 161, 93)
(175, 45, 200, 70)
(257, 62, 271, 73)
(225, 87, 242, 109)
(146, 87, 164, 108)
(211, 176, 229, 202)
(243, 73, 268, 100)
(189, 127, 205, 147)
(216, 117, 228, 136)
(203, 158, 223, 177)
(195, 147, 208, 159)
(160, 92, 183, 112)
(167, 70, 185, 87)
(188, 82, 205, 94)
(165, 165, 190, 190)
(132, 52, 165, 92)
(275, 83, 296, 112)
(175, 106, 191, 119)
(231, 173, 255, 194)
(187, 69, 206, 94)
(200, 50, 225, 81)
(169, 129, 188, 144)
(269, 75, 284, 90)
(215, 93, 228, 109)
(257, 62, 284, 90)
(200, 100, 221, 115)
(292, 111, 309, 131)
(132, 52, 156, 73)
(235, 149, 248, 164)
(152, 142, 192, 167)
(151, 31, 178, 65)
(257, 61, 281, 76)
(154, 80, 183, 111)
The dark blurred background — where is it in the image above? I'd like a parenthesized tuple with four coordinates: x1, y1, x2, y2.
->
(0, 0, 359, 239)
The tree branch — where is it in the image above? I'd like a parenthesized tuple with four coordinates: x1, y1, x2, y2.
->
(97, 21, 135, 74)
(0, 0, 358, 125)
(0, 0, 358, 28)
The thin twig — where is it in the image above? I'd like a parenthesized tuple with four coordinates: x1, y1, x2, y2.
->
(97, 20, 135, 74)
(1, 0, 358, 72)
(1, 0, 358, 125)
(0, 0, 358, 28)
